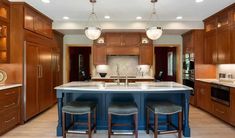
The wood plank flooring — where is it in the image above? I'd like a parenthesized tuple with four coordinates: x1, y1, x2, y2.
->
(2, 105, 235, 138)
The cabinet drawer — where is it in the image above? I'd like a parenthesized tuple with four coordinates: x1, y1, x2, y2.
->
(212, 102, 230, 121)
(0, 88, 19, 112)
(0, 107, 19, 133)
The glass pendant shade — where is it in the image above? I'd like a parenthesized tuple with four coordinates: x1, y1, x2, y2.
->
(85, 27, 102, 40)
(146, 26, 162, 40)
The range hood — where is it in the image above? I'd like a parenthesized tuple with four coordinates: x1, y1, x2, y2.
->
(106, 47, 140, 56)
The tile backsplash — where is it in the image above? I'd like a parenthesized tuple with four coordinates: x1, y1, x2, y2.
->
(107, 56, 139, 76)
(93, 56, 152, 77)
(217, 64, 235, 79)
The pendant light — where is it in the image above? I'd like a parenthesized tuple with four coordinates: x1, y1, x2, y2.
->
(84, 0, 102, 40)
(146, 0, 163, 40)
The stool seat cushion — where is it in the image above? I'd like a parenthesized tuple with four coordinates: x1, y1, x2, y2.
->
(108, 102, 138, 115)
(147, 102, 182, 115)
(62, 101, 96, 114)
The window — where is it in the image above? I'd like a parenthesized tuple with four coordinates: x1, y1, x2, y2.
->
(167, 52, 173, 76)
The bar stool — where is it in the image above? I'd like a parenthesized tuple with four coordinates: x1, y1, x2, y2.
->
(108, 102, 138, 138)
(62, 101, 97, 138)
(146, 101, 182, 138)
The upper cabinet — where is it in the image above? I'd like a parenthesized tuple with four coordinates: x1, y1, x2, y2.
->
(93, 32, 153, 65)
(106, 33, 141, 47)
(24, 6, 52, 38)
(203, 4, 235, 64)
(0, 0, 9, 63)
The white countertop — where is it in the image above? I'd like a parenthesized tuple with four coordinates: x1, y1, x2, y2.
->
(55, 81, 193, 92)
(196, 79, 235, 88)
(92, 76, 155, 80)
(0, 84, 22, 91)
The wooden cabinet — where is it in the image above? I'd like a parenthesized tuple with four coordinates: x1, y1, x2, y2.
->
(25, 42, 53, 120)
(231, 24, 235, 63)
(203, 4, 235, 64)
(0, 87, 21, 135)
(230, 88, 235, 126)
(106, 33, 141, 47)
(139, 46, 153, 65)
(195, 81, 212, 113)
(204, 19, 217, 64)
(93, 45, 107, 65)
(24, 6, 52, 38)
(123, 33, 141, 47)
(0, 0, 9, 63)
(106, 33, 122, 46)
(212, 101, 230, 122)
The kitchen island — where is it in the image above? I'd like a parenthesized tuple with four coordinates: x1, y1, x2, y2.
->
(55, 82, 193, 137)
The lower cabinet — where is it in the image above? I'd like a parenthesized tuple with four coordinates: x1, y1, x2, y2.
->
(195, 81, 235, 126)
(195, 81, 212, 113)
(0, 87, 21, 135)
(230, 88, 235, 125)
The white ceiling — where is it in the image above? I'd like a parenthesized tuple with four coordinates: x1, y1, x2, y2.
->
(10, 0, 235, 34)
(19, 0, 235, 21)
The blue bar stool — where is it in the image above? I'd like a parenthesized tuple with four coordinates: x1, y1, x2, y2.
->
(108, 102, 138, 138)
(146, 101, 182, 138)
(62, 101, 97, 138)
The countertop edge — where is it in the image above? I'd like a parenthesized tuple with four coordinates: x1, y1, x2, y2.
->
(196, 79, 235, 88)
(0, 84, 22, 91)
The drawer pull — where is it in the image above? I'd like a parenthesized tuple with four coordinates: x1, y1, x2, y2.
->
(215, 109, 225, 114)
(4, 117, 16, 123)
(5, 91, 16, 96)
(4, 102, 16, 108)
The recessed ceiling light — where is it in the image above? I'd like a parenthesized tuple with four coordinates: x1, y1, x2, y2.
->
(136, 16, 142, 20)
(176, 16, 183, 20)
(195, 0, 204, 3)
(104, 16, 110, 19)
(41, 0, 50, 3)
(63, 16, 69, 20)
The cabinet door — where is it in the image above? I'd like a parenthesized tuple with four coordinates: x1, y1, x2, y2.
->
(106, 33, 122, 46)
(196, 81, 212, 113)
(139, 46, 153, 65)
(25, 42, 39, 120)
(231, 25, 235, 63)
(34, 15, 44, 35)
(183, 32, 193, 53)
(217, 25, 230, 64)
(52, 48, 61, 103)
(204, 30, 217, 64)
(0, 1, 10, 22)
(24, 7, 35, 31)
(38, 46, 52, 112)
(230, 88, 235, 126)
(123, 33, 141, 47)
(93, 46, 106, 65)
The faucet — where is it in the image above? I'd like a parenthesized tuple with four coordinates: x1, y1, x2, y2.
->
(116, 64, 120, 85)
(125, 74, 129, 86)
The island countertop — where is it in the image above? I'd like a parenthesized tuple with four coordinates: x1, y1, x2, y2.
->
(55, 81, 193, 92)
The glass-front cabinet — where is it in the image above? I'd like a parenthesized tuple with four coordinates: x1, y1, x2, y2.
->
(0, 0, 9, 63)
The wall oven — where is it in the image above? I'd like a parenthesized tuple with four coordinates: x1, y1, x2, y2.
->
(211, 84, 230, 106)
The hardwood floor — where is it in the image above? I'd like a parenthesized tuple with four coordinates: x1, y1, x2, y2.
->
(2, 105, 235, 138)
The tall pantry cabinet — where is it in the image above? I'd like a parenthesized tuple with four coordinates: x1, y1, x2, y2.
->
(10, 3, 63, 121)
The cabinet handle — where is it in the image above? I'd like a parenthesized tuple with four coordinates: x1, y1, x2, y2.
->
(4, 117, 16, 123)
(57, 64, 60, 72)
(37, 65, 40, 78)
(4, 102, 16, 108)
(40, 65, 43, 78)
(215, 109, 225, 114)
(5, 91, 16, 96)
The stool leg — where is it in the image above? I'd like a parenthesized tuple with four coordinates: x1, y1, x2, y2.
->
(94, 107, 97, 133)
(70, 114, 74, 129)
(62, 112, 66, 138)
(154, 113, 158, 138)
(178, 112, 182, 138)
(108, 114, 112, 138)
(167, 115, 171, 131)
(134, 113, 138, 138)
(88, 113, 91, 138)
(146, 108, 150, 134)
